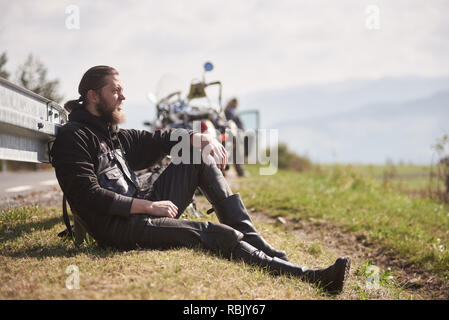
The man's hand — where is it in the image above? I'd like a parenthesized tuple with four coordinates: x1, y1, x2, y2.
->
(191, 133, 228, 170)
(147, 200, 178, 218)
(130, 198, 178, 218)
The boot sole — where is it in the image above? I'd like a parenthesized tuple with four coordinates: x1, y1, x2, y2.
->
(324, 257, 351, 294)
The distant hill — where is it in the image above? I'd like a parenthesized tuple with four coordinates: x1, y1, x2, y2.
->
(240, 76, 449, 164)
(272, 90, 449, 126)
(124, 76, 449, 164)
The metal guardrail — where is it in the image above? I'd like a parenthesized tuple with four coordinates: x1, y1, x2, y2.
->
(0, 77, 68, 163)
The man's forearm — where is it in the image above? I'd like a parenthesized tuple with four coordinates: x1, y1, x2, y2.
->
(108, 193, 134, 218)
(130, 198, 152, 214)
(190, 132, 203, 148)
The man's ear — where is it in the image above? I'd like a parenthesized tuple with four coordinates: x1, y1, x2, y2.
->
(86, 89, 99, 105)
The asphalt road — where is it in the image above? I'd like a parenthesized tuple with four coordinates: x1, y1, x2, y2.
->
(0, 169, 60, 202)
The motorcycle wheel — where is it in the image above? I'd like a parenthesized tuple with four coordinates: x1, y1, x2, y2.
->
(232, 136, 245, 177)
(235, 164, 245, 177)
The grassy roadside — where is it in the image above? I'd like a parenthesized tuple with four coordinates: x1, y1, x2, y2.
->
(1, 203, 413, 300)
(236, 165, 449, 280)
(329, 163, 434, 193)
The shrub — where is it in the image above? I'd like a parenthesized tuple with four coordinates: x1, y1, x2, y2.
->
(430, 134, 449, 203)
(267, 143, 312, 172)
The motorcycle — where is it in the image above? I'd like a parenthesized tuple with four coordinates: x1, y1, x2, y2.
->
(145, 62, 246, 177)
(143, 63, 250, 217)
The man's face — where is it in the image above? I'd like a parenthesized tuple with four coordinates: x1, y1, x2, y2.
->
(95, 74, 126, 125)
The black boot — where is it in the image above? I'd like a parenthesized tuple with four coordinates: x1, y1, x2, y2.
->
(232, 241, 351, 294)
(212, 193, 289, 261)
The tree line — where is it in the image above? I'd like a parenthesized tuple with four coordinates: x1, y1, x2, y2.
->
(0, 51, 63, 103)
(0, 51, 63, 171)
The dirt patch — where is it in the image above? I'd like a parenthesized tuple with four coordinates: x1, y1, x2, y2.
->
(0, 186, 62, 212)
(248, 210, 448, 300)
(223, 169, 448, 300)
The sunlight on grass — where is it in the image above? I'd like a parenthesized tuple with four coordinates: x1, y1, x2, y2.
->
(0, 203, 412, 300)
(240, 165, 449, 279)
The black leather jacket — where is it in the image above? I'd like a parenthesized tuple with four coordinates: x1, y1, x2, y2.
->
(50, 108, 189, 240)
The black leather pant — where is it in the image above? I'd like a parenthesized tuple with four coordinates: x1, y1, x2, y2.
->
(143, 159, 233, 217)
(99, 160, 243, 258)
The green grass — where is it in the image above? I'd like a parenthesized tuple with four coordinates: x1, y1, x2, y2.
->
(317, 163, 434, 192)
(0, 204, 412, 300)
(238, 165, 449, 279)
(2, 162, 443, 299)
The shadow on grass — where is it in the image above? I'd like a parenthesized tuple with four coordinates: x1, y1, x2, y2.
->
(2, 238, 219, 261)
(1, 241, 119, 259)
(1, 219, 220, 260)
(0, 216, 120, 259)
(0, 216, 62, 244)
(0, 216, 345, 298)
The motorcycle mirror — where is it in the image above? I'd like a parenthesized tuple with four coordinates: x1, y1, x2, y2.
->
(204, 62, 214, 72)
(147, 92, 157, 105)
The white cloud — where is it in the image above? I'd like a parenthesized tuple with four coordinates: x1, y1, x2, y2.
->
(278, 112, 445, 164)
(1, 0, 448, 125)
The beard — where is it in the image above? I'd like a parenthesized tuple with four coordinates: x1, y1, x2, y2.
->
(96, 95, 126, 125)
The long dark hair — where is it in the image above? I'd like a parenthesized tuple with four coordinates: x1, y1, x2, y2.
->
(64, 65, 118, 112)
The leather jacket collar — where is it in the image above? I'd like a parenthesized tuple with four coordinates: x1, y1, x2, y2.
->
(68, 107, 119, 135)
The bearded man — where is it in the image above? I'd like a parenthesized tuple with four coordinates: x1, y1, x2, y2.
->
(50, 65, 351, 294)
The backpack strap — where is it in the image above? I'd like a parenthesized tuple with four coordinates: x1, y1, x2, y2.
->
(51, 121, 84, 240)
(58, 195, 75, 239)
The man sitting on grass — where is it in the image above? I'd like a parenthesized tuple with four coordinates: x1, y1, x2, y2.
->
(50, 65, 351, 294)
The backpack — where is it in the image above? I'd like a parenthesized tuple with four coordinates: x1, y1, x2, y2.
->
(48, 121, 88, 244)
